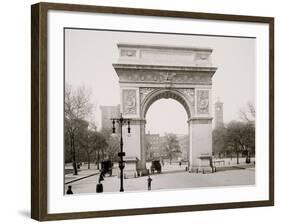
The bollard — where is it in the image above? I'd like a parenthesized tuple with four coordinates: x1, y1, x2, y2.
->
(96, 183, 103, 193)
(66, 185, 73, 194)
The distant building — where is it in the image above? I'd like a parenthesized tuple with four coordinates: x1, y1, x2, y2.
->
(145, 132, 161, 159)
(214, 97, 224, 128)
(100, 105, 120, 130)
(145, 133, 190, 161)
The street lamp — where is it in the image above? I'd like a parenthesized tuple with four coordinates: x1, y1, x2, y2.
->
(111, 113, 131, 192)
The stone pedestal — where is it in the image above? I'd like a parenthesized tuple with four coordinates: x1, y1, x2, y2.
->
(190, 154, 213, 173)
(122, 157, 138, 179)
(188, 117, 213, 173)
(122, 119, 147, 175)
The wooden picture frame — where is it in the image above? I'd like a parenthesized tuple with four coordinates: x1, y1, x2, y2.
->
(31, 2, 274, 221)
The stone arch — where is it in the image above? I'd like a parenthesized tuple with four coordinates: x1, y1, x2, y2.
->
(113, 43, 217, 175)
(141, 89, 193, 119)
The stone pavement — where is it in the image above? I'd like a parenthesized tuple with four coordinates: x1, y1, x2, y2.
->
(65, 166, 255, 194)
(65, 164, 100, 184)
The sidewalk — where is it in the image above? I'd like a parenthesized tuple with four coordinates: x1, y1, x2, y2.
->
(65, 159, 255, 181)
(66, 167, 255, 194)
(65, 164, 100, 184)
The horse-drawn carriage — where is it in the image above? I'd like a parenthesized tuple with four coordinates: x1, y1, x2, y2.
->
(100, 160, 113, 176)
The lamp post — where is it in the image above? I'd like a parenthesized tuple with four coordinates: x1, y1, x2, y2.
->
(111, 113, 131, 192)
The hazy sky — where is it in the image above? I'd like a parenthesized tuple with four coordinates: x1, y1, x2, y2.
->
(65, 29, 255, 135)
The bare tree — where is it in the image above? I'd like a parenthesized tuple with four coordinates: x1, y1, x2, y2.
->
(239, 101, 255, 123)
(160, 133, 181, 164)
(212, 126, 227, 158)
(226, 121, 255, 164)
(65, 83, 93, 175)
(79, 130, 107, 169)
(100, 128, 120, 163)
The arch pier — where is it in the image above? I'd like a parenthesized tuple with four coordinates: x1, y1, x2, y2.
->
(113, 43, 217, 176)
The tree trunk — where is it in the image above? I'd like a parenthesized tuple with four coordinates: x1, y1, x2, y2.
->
(236, 151, 240, 164)
(71, 133, 78, 175)
(86, 151, 91, 169)
(235, 141, 239, 165)
(88, 157, 91, 169)
(87, 135, 90, 169)
(97, 149, 100, 170)
(102, 149, 104, 160)
(245, 149, 251, 163)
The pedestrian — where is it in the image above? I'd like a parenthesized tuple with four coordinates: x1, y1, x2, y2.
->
(179, 161, 182, 167)
(66, 185, 73, 194)
(147, 175, 152, 191)
(98, 173, 104, 183)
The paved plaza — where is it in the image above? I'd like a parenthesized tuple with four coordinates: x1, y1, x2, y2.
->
(65, 160, 255, 194)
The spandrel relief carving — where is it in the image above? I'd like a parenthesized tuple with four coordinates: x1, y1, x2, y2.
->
(197, 90, 209, 114)
(123, 89, 137, 115)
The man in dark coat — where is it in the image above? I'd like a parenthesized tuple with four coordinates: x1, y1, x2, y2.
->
(147, 175, 152, 191)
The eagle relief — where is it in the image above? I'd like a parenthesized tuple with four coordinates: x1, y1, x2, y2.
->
(197, 90, 209, 114)
(123, 89, 137, 115)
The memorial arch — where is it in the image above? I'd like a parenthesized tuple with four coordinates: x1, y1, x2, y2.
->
(113, 43, 217, 174)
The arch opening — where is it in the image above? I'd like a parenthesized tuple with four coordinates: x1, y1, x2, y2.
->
(145, 98, 188, 135)
(141, 89, 192, 119)
(145, 98, 190, 162)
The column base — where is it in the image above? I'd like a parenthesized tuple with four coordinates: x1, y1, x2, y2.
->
(189, 155, 215, 173)
(188, 166, 214, 174)
(123, 157, 138, 179)
(137, 168, 149, 176)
